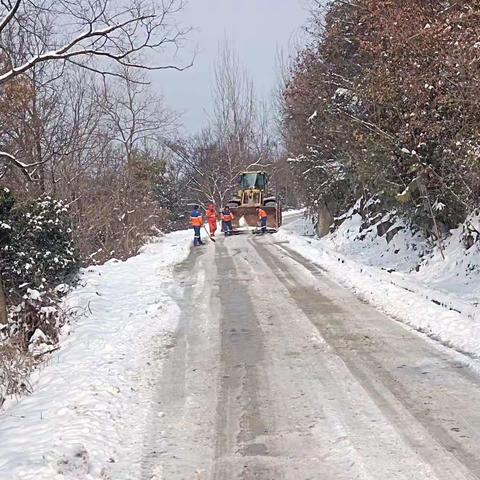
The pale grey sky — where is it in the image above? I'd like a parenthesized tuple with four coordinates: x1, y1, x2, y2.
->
(152, 0, 310, 134)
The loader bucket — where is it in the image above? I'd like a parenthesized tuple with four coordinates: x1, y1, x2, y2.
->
(231, 205, 282, 230)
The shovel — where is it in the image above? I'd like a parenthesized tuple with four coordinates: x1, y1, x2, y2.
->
(203, 225, 216, 242)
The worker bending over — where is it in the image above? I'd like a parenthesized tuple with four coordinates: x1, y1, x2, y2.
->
(257, 207, 268, 234)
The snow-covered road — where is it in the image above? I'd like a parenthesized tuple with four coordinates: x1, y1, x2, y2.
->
(143, 223, 480, 479)
(2, 216, 480, 479)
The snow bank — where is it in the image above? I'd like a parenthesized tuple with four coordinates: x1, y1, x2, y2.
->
(0, 230, 191, 480)
(411, 219, 480, 303)
(325, 212, 427, 271)
(279, 214, 480, 358)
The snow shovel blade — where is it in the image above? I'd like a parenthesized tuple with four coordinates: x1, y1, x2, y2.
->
(252, 227, 278, 235)
(203, 226, 216, 242)
(231, 205, 281, 229)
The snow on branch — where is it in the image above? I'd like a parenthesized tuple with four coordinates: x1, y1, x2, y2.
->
(0, 0, 190, 180)
(0, 151, 46, 181)
(0, 0, 191, 86)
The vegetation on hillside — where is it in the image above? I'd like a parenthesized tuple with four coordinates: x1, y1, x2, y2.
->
(282, 0, 480, 240)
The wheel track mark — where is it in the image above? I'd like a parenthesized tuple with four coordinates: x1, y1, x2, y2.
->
(140, 249, 202, 479)
(212, 241, 284, 480)
(141, 247, 218, 480)
(252, 238, 480, 480)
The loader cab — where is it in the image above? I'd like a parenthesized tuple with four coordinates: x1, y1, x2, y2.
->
(240, 172, 267, 191)
(237, 171, 267, 207)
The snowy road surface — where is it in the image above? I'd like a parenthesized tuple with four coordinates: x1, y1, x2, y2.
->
(142, 221, 480, 479)
(2, 217, 480, 480)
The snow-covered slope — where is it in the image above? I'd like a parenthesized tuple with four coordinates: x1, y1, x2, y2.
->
(279, 213, 480, 359)
(0, 230, 191, 480)
(325, 212, 427, 271)
(323, 210, 480, 303)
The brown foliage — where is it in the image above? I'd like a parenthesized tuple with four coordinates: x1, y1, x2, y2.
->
(0, 338, 35, 406)
(282, 0, 480, 229)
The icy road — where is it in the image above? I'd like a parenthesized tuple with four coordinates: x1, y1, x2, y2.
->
(142, 217, 480, 480)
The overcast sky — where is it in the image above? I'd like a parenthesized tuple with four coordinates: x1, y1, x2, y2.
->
(152, 0, 310, 134)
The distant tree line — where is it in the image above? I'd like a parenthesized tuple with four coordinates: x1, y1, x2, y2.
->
(169, 44, 290, 210)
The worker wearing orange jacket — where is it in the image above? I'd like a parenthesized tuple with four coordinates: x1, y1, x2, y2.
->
(257, 207, 268, 234)
(190, 205, 204, 246)
(205, 204, 217, 237)
(221, 206, 235, 236)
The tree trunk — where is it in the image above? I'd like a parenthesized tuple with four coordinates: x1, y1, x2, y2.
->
(316, 201, 334, 238)
(0, 277, 8, 325)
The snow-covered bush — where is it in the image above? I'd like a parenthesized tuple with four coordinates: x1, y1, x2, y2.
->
(0, 190, 78, 345)
(7, 288, 65, 347)
(0, 190, 78, 400)
(0, 191, 78, 302)
(462, 214, 480, 250)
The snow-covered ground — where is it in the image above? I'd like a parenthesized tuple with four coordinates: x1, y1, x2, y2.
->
(279, 211, 480, 358)
(0, 230, 192, 480)
(1, 210, 479, 479)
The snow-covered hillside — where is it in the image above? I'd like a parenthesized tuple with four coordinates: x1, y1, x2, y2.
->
(280, 211, 480, 359)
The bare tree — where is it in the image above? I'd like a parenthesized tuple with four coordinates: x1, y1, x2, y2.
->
(170, 129, 232, 208)
(73, 67, 179, 256)
(0, 62, 69, 190)
(175, 43, 277, 208)
(0, 0, 190, 177)
(212, 43, 256, 149)
(97, 67, 178, 165)
(47, 69, 107, 196)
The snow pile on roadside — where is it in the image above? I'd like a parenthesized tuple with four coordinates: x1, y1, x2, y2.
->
(326, 211, 427, 272)
(411, 216, 480, 303)
(283, 209, 305, 218)
(0, 230, 191, 480)
(283, 209, 315, 236)
(279, 213, 480, 358)
(324, 208, 480, 303)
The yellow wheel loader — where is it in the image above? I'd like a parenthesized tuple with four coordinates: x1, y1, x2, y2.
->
(227, 171, 282, 232)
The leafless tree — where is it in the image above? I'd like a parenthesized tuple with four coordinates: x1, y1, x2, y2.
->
(0, 62, 72, 191)
(48, 69, 107, 196)
(170, 129, 232, 208)
(97, 67, 178, 165)
(212, 44, 255, 148)
(0, 0, 190, 177)
(65, 67, 179, 257)
(176, 43, 278, 208)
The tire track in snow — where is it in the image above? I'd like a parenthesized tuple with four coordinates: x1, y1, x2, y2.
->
(255, 238, 480, 480)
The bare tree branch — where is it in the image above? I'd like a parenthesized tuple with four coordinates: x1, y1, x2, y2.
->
(0, 150, 46, 181)
(0, 0, 189, 177)
(0, 0, 20, 36)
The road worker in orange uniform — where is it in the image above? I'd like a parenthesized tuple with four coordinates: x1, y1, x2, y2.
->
(190, 205, 204, 246)
(205, 204, 217, 237)
(257, 207, 268, 234)
(221, 206, 235, 236)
